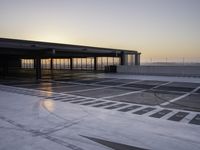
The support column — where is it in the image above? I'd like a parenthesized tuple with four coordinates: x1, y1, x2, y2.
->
(135, 53, 141, 66)
(2, 58, 8, 78)
(50, 58, 53, 70)
(94, 57, 97, 71)
(120, 52, 125, 65)
(35, 57, 41, 80)
(120, 52, 128, 65)
(70, 58, 73, 70)
(50, 58, 54, 79)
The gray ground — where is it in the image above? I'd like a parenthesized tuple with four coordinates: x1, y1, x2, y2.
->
(1, 74, 200, 112)
(1, 73, 200, 150)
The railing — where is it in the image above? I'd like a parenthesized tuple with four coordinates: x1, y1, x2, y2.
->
(141, 58, 200, 66)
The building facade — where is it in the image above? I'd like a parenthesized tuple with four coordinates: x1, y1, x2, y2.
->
(0, 38, 141, 79)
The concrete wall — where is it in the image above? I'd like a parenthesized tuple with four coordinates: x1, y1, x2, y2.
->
(117, 65, 200, 77)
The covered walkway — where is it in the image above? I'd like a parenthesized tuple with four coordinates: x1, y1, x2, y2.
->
(0, 38, 141, 79)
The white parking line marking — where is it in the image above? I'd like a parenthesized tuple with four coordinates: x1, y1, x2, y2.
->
(160, 86, 200, 106)
(102, 90, 146, 99)
(145, 108, 165, 116)
(92, 78, 120, 84)
(62, 80, 143, 93)
(181, 112, 197, 123)
(38, 84, 81, 89)
(1, 83, 200, 126)
(101, 81, 172, 99)
(161, 110, 179, 120)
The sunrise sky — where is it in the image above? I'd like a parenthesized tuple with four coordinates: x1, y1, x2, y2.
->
(0, 0, 200, 62)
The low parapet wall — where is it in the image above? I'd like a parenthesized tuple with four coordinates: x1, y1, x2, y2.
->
(117, 65, 200, 77)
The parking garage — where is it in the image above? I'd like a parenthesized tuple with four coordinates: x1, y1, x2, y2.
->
(1, 38, 200, 150)
(0, 38, 141, 79)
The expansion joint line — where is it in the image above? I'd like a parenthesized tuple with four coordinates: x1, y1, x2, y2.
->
(0, 115, 84, 150)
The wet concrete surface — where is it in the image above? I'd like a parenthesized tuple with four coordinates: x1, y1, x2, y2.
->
(108, 90, 182, 106)
(164, 93, 200, 112)
(72, 87, 135, 98)
(1, 75, 200, 112)
(1, 74, 200, 150)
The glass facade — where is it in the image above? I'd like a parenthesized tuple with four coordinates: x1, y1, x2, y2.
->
(73, 58, 94, 70)
(21, 59, 34, 69)
(53, 59, 70, 69)
(127, 54, 135, 66)
(21, 57, 120, 70)
(41, 59, 51, 69)
(97, 57, 120, 70)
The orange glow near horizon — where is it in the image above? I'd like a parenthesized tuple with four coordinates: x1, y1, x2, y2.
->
(0, 0, 200, 62)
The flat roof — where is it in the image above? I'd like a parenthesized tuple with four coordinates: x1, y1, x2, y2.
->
(0, 38, 139, 56)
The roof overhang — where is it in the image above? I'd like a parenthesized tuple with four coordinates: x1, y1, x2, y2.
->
(0, 38, 140, 58)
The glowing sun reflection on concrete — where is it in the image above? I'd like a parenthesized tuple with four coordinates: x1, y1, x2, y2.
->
(42, 99, 55, 112)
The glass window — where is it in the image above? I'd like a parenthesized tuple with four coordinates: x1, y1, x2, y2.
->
(21, 59, 34, 69)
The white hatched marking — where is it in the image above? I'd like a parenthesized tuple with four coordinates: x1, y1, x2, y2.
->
(181, 112, 199, 123)
(143, 108, 164, 116)
(80, 100, 106, 105)
(114, 104, 133, 111)
(58, 80, 143, 93)
(102, 103, 128, 109)
(161, 110, 179, 120)
(1, 83, 200, 126)
(129, 105, 147, 114)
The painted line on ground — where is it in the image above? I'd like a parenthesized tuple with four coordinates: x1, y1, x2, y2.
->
(1, 85, 200, 126)
(189, 114, 200, 125)
(160, 86, 200, 106)
(92, 102, 116, 108)
(181, 112, 198, 123)
(167, 112, 189, 121)
(1, 84, 200, 114)
(81, 100, 106, 106)
(105, 103, 129, 110)
(118, 105, 143, 112)
(100, 81, 172, 99)
(70, 99, 94, 104)
(61, 97, 86, 102)
(133, 107, 156, 115)
(62, 80, 143, 94)
(38, 84, 81, 90)
(149, 109, 172, 118)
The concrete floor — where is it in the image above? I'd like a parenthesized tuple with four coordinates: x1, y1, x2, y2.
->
(0, 73, 200, 150)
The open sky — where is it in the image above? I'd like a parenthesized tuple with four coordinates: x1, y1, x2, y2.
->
(0, 0, 200, 62)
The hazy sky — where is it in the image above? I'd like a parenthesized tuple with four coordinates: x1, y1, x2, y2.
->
(0, 0, 200, 61)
